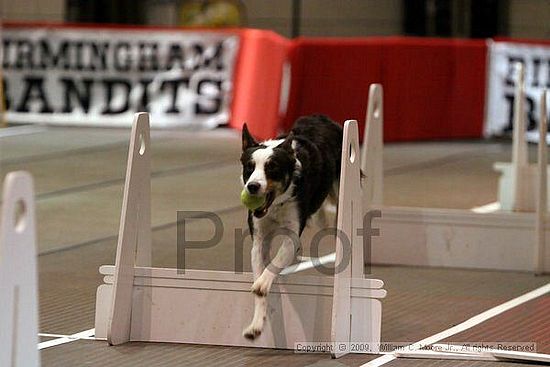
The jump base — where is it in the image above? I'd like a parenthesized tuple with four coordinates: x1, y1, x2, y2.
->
(95, 267, 385, 350)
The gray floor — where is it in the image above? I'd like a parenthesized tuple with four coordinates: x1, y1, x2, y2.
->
(1, 125, 549, 366)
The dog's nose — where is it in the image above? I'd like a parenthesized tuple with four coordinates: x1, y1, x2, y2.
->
(247, 182, 261, 195)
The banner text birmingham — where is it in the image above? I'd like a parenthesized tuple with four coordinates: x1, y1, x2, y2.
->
(2, 38, 226, 72)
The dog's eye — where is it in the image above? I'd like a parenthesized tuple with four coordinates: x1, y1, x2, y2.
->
(265, 161, 284, 180)
(266, 161, 279, 171)
(246, 162, 254, 171)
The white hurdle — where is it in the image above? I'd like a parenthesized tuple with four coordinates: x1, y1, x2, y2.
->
(359, 82, 550, 273)
(0, 172, 40, 367)
(94, 113, 386, 357)
(494, 63, 550, 212)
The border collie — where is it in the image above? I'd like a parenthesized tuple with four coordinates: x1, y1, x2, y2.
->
(240, 114, 343, 339)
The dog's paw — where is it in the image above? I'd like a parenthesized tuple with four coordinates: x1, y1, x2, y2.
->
(251, 273, 273, 297)
(243, 324, 262, 340)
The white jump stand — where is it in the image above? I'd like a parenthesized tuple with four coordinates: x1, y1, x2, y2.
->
(94, 113, 386, 358)
(494, 62, 550, 212)
(0, 172, 40, 367)
(361, 82, 550, 274)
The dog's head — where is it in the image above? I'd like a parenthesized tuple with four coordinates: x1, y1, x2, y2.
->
(240, 124, 296, 218)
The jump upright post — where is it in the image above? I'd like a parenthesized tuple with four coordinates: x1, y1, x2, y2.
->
(0, 172, 40, 367)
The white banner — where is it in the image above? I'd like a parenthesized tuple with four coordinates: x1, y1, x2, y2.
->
(2, 27, 239, 128)
(485, 41, 550, 142)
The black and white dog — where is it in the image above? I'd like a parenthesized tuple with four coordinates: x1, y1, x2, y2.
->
(240, 115, 342, 339)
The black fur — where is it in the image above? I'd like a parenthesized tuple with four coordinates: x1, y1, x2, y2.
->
(287, 115, 342, 232)
(241, 115, 342, 234)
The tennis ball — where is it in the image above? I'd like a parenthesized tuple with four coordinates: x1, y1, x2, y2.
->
(240, 189, 265, 210)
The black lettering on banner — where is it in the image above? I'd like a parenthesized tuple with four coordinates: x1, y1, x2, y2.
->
(2, 79, 10, 110)
(526, 96, 537, 130)
(504, 93, 538, 131)
(101, 79, 132, 114)
(113, 42, 131, 72)
(532, 58, 541, 88)
(192, 43, 225, 71)
(15, 39, 34, 70)
(2, 32, 233, 121)
(89, 42, 110, 71)
(504, 93, 514, 132)
(61, 78, 93, 113)
(38, 40, 70, 70)
(161, 78, 191, 114)
(16, 77, 53, 113)
(166, 44, 184, 70)
(136, 78, 153, 112)
(138, 42, 159, 72)
(2, 38, 12, 69)
(74, 41, 85, 71)
(195, 79, 222, 115)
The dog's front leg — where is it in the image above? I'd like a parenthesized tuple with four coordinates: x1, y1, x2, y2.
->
(243, 237, 269, 340)
(251, 237, 297, 297)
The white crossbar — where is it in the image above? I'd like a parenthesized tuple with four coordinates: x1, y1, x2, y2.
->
(280, 252, 336, 275)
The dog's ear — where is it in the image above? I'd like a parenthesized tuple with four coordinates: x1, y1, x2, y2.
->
(279, 133, 294, 152)
(242, 123, 257, 151)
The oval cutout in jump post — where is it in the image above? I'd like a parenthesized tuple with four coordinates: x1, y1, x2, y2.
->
(349, 142, 356, 163)
(14, 199, 27, 234)
(0, 171, 40, 367)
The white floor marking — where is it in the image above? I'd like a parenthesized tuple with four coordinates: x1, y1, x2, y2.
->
(38, 328, 95, 350)
(0, 125, 48, 138)
(470, 201, 501, 213)
(38, 332, 96, 340)
(361, 282, 550, 367)
(395, 349, 498, 362)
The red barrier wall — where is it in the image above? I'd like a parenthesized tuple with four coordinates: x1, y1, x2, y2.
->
(283, 37, 488, 142)
(230, 30, 289, 141)
(382, 37, 487, 141)
(284, 38, 384, 140)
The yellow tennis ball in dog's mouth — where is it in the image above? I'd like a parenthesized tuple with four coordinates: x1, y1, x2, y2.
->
(240, 189, 265, 210)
